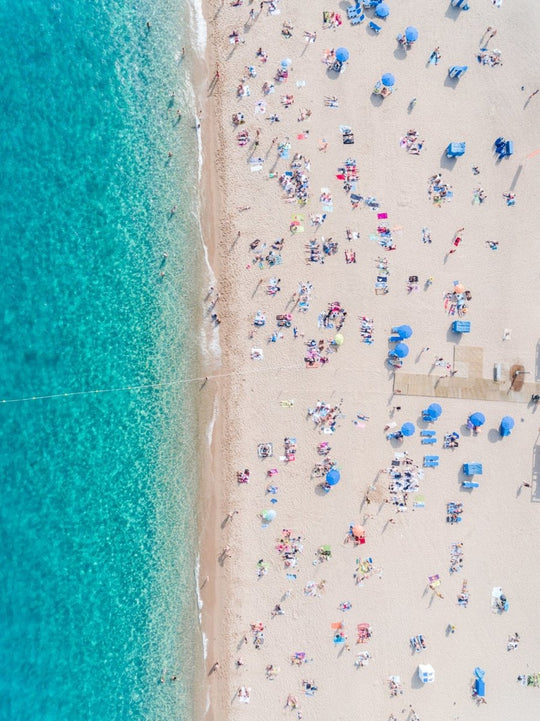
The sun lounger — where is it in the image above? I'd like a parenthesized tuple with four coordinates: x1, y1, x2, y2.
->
(423, 456, 439, 467)
(351, 13, 365, 24)
(347, 6, 358, 18)
(369, 21, 382, 33)
(421, 437, 437, 445)
(462, 481, 479, 489)
(463, 463, 482, 475)
(420, 430, 436, 437)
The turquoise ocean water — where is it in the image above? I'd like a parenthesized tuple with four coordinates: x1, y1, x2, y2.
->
(0, 1, 205, 718)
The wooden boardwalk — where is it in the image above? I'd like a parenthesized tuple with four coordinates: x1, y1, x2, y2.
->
(393, 346, 540, 402)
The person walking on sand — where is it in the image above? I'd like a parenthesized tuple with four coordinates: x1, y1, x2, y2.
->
(449, 227, 464, 254)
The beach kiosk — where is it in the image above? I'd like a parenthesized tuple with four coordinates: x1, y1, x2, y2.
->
(418, 664, 435, 684)
(446, 142, 466, 158)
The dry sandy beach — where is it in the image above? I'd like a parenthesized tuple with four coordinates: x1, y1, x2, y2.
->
(196, 1, 540, 720)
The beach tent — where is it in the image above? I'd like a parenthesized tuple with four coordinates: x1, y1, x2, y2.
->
(390, 342, 409, 358)
(375, 2, 390, 18)
(405, 26, 418, 43)
(392, 324, 412, 339)
(381, 73, 395, 87)
(335, 47, 350, 63)
(499, 416, 515, 437)
(426, 403, 442, 420)
(469, 412, 485, 427)
(326, 469, 341, 486)
(401, 422, 415, 437)
(418, 664, 435, 683)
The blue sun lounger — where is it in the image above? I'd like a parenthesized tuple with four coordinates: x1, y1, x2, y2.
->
(420, 430, 436, 437)
(462, 481, 479, 489)
(421, 437, 437, 445)
(369, 21, 382, 33)
(423, 456, 439, 467)
(463, 463, 482, 475)
(351, 13, 365, 24)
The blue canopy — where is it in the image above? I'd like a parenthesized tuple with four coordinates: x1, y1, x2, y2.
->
(335, 47, 349, 63)
(392, 324, 412, 339)
(500, 416, 514, 436)
(381, 72, 395, 87)
(326, 468, 341, 486)
(401, 422, 415, 437)
(469, 412, 485, 427)
(405, 26, 418, 42)
(427, 403, 442, 419)
(391, 342, 409, 358)
(375, 2, 390, 17)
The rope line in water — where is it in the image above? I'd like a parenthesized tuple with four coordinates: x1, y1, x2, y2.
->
(0, 363, 302, 405)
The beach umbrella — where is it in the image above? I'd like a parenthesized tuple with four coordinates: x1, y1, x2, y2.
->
(375, 2, 390, 18)
(326, 468, 341, 486)
(393, 324, 413, 339)
(427, 403, 442, 419)
(280, 58, 292, 68)
(401, 422, 415, 437)
(334, 333, 344, 346)
(391, 342, 409, 358)
(500, 416, 515, 436)
(469, 412, 485, 427)
(405, 26, 419, 43)
(381, 72, 395, 87)
(352, 524, 365, 539)
(261, 509, 276, 522)
(335, 47, 350, 63)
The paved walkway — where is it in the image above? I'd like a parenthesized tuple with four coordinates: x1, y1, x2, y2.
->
(393, 346, 540, 402)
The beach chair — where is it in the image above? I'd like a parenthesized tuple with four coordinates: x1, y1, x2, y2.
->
(347, 5, 358, 18)
(451, 0, 470, 8)
(363, 0, 378, 6)
(452, 320, 470, 333)
(462, 481, 479, 489)
(351, 13, 365, 25)
(421, 437, 437, 445)
(369, 21, 382, 34)
(423, 456, 439, 468)
(463, 463, 482, 475)
(420, 430, 436, 437)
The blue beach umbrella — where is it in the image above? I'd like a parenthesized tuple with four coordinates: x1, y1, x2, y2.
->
(469, 412, 485, 427)
(405, 26, 419, 43)
(427, 403, 442, 420)
(393, 324, 413, 339)
(401, 422, 415, 437)
(500, 416, 515, 436)
(375, 2, 390, 18)
(326, 468, 341, 486)
(381, 73, 395, 87)
(335, 47, 350, 63)
(391, 342, 409, 358)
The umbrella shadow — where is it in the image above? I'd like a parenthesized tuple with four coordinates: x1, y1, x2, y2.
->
(393, 45, 407, 61)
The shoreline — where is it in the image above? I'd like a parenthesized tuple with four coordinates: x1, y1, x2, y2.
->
(194, 2, 540, 721)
